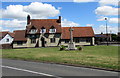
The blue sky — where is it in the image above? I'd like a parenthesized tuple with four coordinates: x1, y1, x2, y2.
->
(0, 0, 119, 34)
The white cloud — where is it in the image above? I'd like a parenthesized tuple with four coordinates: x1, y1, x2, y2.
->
(0, 26, 10, 32)
(2, 2, 60, 20)
(74, 0, 95, 2)
(0, 19, 26, 28)
(2, 5, 28, 19)
(62, 19, 80, 27)
(97, 16, 119, 24)
(94, 25, 118, 34)
(0, 27, 2, 31)
(86, 24, 94, 26)
(109, 18, 120, 23)
(99, 0, 119, 6)
(95, 6, 118, 16)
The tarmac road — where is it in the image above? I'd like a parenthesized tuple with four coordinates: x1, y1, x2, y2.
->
(1, 59, 119, 78)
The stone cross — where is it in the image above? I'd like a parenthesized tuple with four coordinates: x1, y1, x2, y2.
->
(68, 27, 76, 50)
(69, 27, 74, 43)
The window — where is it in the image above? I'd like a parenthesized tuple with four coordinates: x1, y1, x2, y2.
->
(30, 29, 37, 33)
(86, 38, 91, 42)
(75, 39, 80, 43)
(40, 29, 46, 33)
(65, 40, 69, 43)
(17, 42, 23, 45)
(50, 38, 55, 43)
(49, 29, 56, 33)
(31, 39, 36, 43)
(6, 38, 9, 42)
(80, 38, 86, 42)
(49, 26, 56, 33)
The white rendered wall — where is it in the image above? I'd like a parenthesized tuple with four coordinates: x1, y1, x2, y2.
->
(0, 34, 13, 44)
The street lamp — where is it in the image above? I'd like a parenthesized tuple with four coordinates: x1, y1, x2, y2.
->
(105, 18, 108, 46)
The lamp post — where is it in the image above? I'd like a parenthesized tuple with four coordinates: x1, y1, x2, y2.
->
(105, 18, 108, 46)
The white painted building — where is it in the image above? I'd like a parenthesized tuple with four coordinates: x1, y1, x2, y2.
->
(0, 32, 14, 44)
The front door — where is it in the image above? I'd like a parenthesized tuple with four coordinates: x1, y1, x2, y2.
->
(41, 37, 45, 47)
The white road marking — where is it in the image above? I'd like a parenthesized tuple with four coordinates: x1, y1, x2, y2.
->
(1, 65, 54, 77)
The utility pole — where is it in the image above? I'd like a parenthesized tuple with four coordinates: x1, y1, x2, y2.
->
(105, 18, 108, 46)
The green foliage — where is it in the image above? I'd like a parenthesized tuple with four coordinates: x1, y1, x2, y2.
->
(111, 34, 117, 41)
(77, 46, 83, 51)
(59, 45, 66, 51)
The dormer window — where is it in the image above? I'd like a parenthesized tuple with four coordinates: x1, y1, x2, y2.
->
(40, 27, 46, 33)
(29, 26, 37, 34)
(49, 26, 56, 33)
(30, 29, 37, 33)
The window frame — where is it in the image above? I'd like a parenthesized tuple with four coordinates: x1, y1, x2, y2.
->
(6, 38, 9, 42)
(50, 38, 56, 43)
(65, 40, 69, 43)
(49, 28, 56, 33)
(31, 39, 36, 44)
(30, 29, 37, 33)
(75, 39, 80, 43)
(40, 29, 46, 33)
(17, 41, 23, 45)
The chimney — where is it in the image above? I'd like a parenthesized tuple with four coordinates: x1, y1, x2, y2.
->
(58, 16, 61, 23)
(27, 15, 30, 25)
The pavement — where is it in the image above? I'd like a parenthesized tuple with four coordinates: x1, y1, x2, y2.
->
(1, 59, 119, 77)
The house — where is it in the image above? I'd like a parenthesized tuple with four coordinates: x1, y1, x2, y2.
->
(95, 33, 115, 44)
(13, 30, 27, 48)
(12, 15, 95, 48)
(0, 31, 14, 49)
(61, 27, 95, 46)
(0, 31, 14, 44)
(13, 15, 61, 48)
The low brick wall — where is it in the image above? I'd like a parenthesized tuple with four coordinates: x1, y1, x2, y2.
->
(0, 44, 13, 49)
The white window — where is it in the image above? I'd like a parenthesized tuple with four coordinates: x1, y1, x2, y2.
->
(40, 29, 46, 33)
(30, 29, 37, 33)
(49, 29, 56, 33)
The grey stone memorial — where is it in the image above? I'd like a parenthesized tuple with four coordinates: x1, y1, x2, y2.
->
(68, 27, 76, 50)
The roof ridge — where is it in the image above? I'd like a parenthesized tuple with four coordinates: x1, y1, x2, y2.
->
(14, 30, 25, 32)
(31, 19, 58, 20)
(62, 27, 92, 28)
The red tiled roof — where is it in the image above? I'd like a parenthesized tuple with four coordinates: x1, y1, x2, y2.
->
(0, 31, 14, 40)
(26, 19, 61, 34)
(9, 32, 14, 38)
(14, 30, 27, 41)
(61, 27, 94, 39)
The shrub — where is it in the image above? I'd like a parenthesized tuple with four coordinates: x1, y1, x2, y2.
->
(77, 46, 83, 51)
(60, 45, 66, 51)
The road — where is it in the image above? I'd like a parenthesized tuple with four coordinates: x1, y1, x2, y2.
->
(1, 59, 119, 78)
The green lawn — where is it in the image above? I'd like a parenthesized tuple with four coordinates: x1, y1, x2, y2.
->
(1, 46, 119, 70)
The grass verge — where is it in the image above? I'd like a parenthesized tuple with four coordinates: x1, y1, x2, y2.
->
(1, 46, 119, 71)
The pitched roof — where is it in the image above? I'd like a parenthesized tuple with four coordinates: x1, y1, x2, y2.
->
(9, 32, 14, 38)
(61, 27, 94, 39)
(14, 30, 27, 41)
(0, 31, 14, 40)
(26, 19, 61, 34)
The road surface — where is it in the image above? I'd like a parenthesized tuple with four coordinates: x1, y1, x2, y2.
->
(1, 59, 119, 78)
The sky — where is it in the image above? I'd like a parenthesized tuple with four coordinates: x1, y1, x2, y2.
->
(0, 0, 119, 34)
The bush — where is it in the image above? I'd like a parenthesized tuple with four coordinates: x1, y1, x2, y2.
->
(77, 46, 83, 51)
(60, 45, 66, 51)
